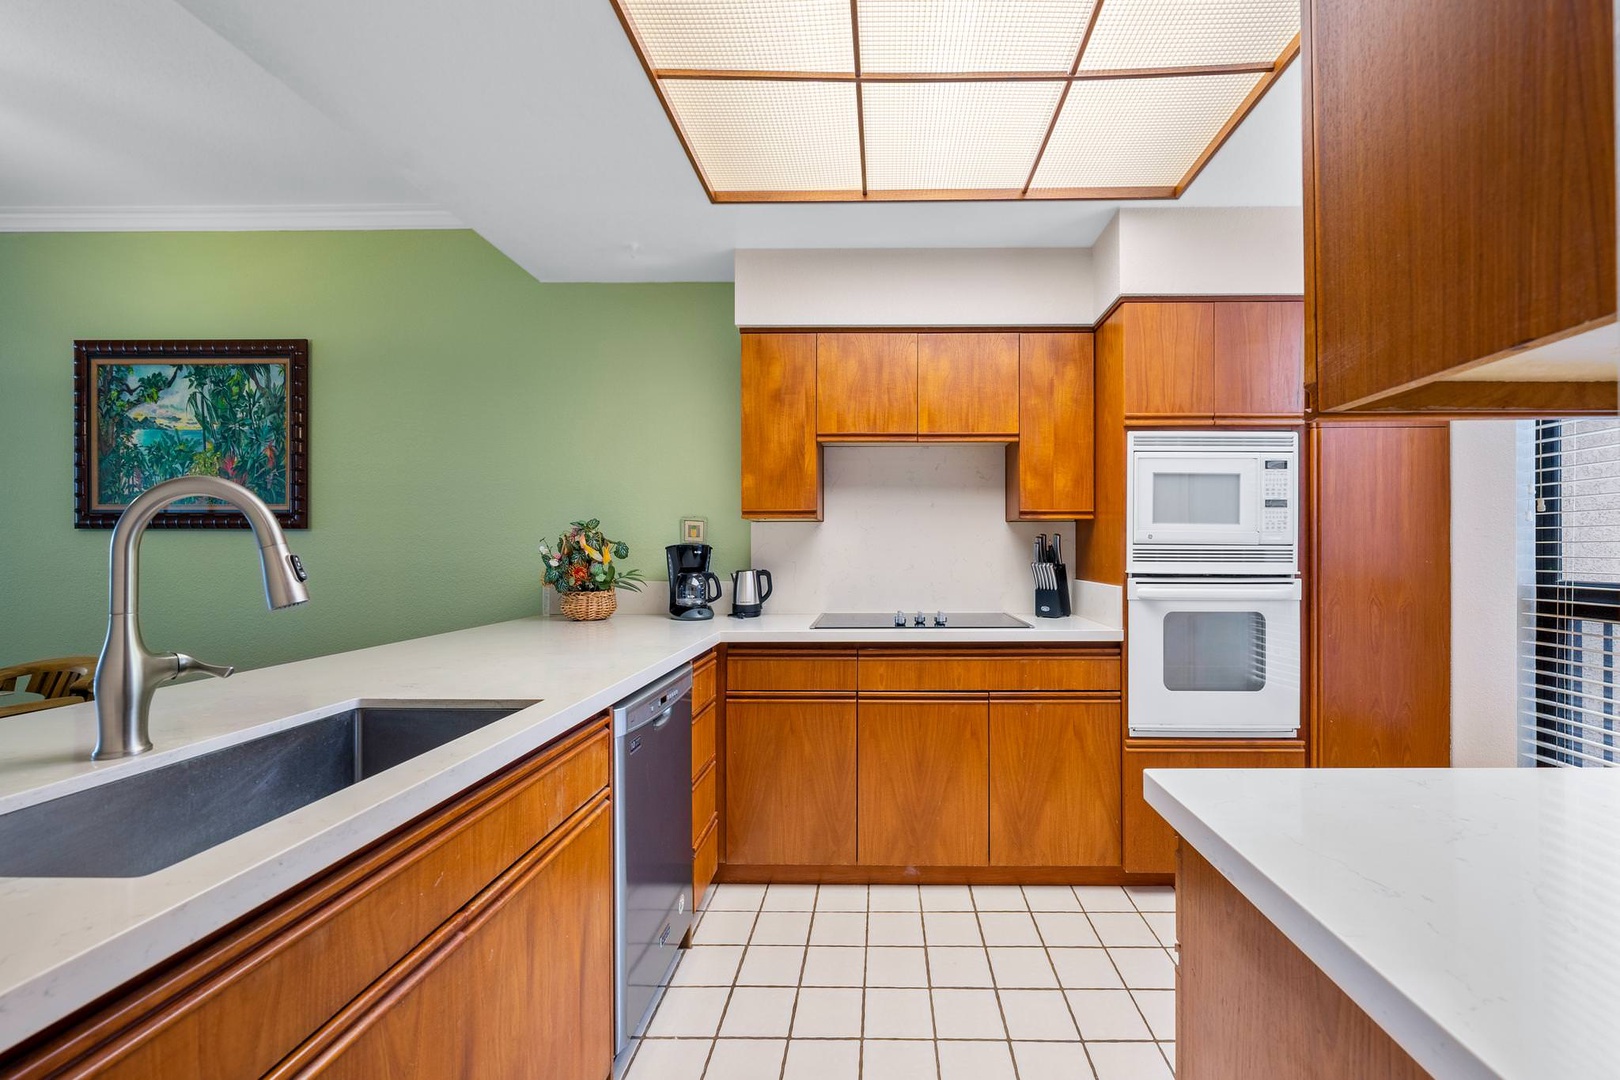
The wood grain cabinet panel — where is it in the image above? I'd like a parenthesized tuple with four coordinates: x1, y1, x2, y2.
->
(858, 649, 1120, 694)
(691, 702, 716, 780)
(741, 333, 822, 520)
(693, 818, 719, 907)
(1306, 0, 1615, 410)
(1008, 332, 1095, 519)
(858, 698, 989, 867)
(1311, 422, 1451, 768)
(725, 698, 858, 865)
(917, 333, 1019, 438)
(1122, 743, 1305, 875)
(989, 699, 1121, 867)
(282, 800, 614, 1080)
(692, 651, 718, 714)
(817, 333, 919, 438)
(692, 762, 717, 848)
(727, 648, 858, 694)
(1214, 301, 1305, 419)
(1121, 302, 1217, 421)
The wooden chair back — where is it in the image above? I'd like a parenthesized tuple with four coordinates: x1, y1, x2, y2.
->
(0, 655, 98, 702)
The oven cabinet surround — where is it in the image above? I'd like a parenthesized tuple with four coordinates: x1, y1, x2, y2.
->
(0, 719, 614, 1080)
(739, 330, 1095, 521)
(1304, 0, 1615, 414)
(691, 649, 719, 906)
(719, 644, 1131, 880)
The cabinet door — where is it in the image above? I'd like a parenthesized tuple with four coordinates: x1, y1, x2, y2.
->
(726, 698, 858, 865)
(1122, 745, 1305, 874)
(1008, 332, 1095, 518)
(817, 332, 918, 437)
(990, 699, 1121, 867)
(1214, 301, 1305, 419)
(1121, 302, 1216, 421)
(917, 332, 1019, 438)
(742, 333, 821, 519)
(1312, 422, 1450, 767)
(858, 698, 989, 866)
(296, 800, 614, 1080)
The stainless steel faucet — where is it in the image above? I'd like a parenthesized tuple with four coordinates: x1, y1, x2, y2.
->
(92, 476, 309, 760)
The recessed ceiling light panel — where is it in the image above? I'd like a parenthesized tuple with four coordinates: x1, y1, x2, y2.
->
(857, 0, 1096, 74)
(620, 0, 853, 72)
(864, 80, 1064, 191)
(1078, 0, 1299, 72)
(1032, 72, 1264, 189)
(659, 79, 862, 192)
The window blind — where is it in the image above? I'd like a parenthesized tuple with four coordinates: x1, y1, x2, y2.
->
(1522, 418, 1620, 767)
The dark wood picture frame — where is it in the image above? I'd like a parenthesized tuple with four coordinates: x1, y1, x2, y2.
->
(73, 339, 310, 529)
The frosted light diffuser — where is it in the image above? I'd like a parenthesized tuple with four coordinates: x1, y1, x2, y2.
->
(660, 79, 862, 191)
(610, 0, 1299, 201)
(857, 0, 1096, 74)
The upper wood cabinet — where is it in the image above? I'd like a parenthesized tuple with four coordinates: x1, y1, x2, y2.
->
(817, 332, 918, 438)
(1310, 422, 1451, 768)
(1305, 0, 1615, 412)
(1117, 300, 1304, 422)
(1008, 332, 1095, 520)
(741, 333, 822, 520)
(917, 332, 1019, 438)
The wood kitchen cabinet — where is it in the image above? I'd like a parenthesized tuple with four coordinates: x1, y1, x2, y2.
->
(741, 332, 822, 519)
(1305, 0, 1615, 412)
(1007, 332, 1095, 519)
(1, 720, 614, 1080)
(817, 332, 918, 438)
(725, 697, 858, 866)
(989, 699, 1121, 867)
(1115, 300, 1303, 423)
(691, 650, 719, 905)
(917, 332, 1019, 439)
(858, 697, 990, 867)
(1214, 301, 1305, 419)
(1311, 422, 1450, 768)
(1122, 742, 1306, 875)
(1120, 302, 1217, 422)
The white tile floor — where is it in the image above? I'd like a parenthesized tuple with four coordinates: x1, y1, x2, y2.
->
(625, 884, 1177, 1080)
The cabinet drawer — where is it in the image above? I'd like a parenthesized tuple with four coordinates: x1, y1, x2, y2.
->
(692, 761, 717, 847)
(728, 648, 857, 694)
(692, 701, 716, 779)
(6, 719, 612, 1080)
(693, 817, 719, 907)
(858, 649, 1120, 693)
(692, 652, 718, 713)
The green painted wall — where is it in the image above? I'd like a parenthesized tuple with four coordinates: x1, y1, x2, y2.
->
(0, 231, 742, 671)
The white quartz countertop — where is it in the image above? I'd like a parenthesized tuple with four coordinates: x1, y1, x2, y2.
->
(1145, 767, 1620, 1080)
(0, 610, 1117, 1049)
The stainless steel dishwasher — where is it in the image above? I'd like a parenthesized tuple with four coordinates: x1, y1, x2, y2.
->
(613, 664, 695, 1060)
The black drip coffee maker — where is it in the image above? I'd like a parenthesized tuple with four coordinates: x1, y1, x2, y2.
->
(666, 543, 722, 620)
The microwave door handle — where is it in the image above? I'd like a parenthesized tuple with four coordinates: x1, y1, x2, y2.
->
(1132, 583, 1299, 602)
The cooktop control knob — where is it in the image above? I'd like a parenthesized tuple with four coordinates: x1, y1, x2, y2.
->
(914, 611, 926, 627)
(934, 611, 947, 627)
(893, 610, 906, 627)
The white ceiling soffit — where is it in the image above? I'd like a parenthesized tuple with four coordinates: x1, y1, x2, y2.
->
(0, 0, 457, 231)
(172, 0, 1302, 281)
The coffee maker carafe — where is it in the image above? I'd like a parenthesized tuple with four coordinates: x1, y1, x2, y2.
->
(666, 544, 722, 620)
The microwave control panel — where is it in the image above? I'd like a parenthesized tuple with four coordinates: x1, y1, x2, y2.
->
(1261, 459, 1292, 538)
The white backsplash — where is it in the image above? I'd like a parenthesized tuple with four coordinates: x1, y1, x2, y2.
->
(748, 443, 1080, 615)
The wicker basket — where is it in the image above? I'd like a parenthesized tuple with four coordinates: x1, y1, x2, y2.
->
(559, 589, 617, 621)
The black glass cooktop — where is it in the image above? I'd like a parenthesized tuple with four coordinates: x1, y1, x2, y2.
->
(811, 612, 1031, 630)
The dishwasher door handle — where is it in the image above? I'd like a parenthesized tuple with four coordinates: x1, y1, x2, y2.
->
(651, 705, 675, 729)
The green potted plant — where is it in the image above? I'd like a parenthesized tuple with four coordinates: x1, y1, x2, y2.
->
(539, 519, 646, 621)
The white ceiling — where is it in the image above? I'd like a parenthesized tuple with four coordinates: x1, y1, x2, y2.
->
(0, 0, 453, 228)
(1, 0, 1303, 281)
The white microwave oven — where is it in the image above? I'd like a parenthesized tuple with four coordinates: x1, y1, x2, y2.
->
(1127, 430, 1298, 577)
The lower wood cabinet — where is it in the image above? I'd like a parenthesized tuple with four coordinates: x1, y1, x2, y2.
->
(858, 698, 990, 867)
(1122, 743, 1306, 875)
(725, 697, 858, 866)
(1, 720, 614, 1080)
(989, 699, 1121, 867)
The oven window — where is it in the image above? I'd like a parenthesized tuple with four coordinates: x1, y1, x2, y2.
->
(1163, 611, 1268, 692)
(1151, 473, 1242, 525)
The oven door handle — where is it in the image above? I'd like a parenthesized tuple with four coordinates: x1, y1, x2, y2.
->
(1131, 582, 1300, 602)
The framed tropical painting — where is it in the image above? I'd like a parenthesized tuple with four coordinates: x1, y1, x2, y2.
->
(73, 340, 310, 529)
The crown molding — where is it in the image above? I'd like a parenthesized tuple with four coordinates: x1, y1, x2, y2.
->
(0, 203, 464, 232)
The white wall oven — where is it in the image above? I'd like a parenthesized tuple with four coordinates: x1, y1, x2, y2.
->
(1127, 430, 1298, 577)
(1126, 578, 1302, 738)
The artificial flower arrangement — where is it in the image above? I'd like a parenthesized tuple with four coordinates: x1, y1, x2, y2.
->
(539, 519, 646, 621)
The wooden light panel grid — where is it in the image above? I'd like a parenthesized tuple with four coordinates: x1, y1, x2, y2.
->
(611, 0, 1299, 202)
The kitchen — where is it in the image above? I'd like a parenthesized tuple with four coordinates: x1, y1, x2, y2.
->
(0, 1, 1614, 1079)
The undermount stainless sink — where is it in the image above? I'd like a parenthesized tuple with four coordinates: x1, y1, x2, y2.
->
(0, 703, 533, 879)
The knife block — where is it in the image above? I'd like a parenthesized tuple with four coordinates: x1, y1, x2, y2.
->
(1034, 562, 1071, 619)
